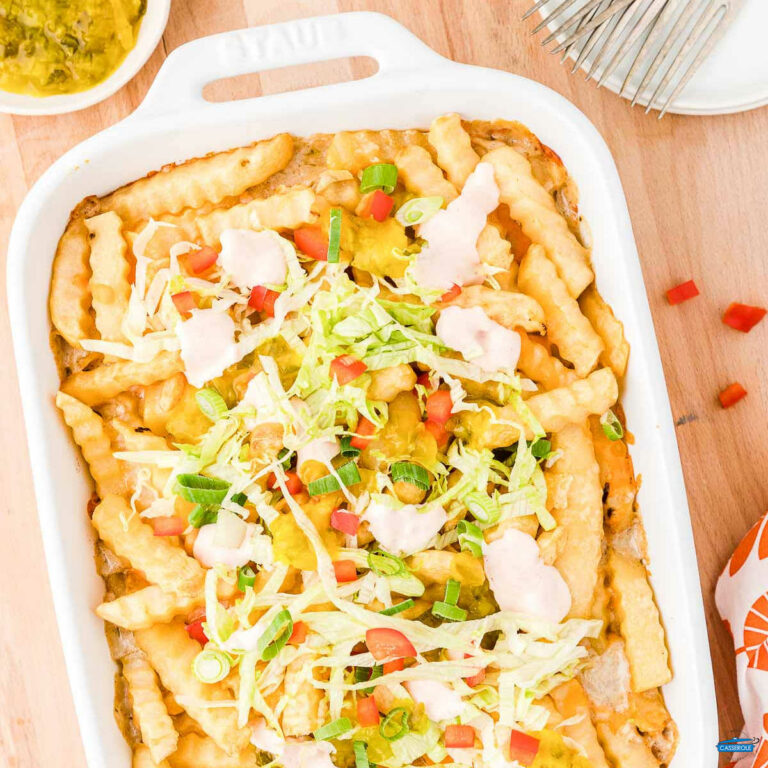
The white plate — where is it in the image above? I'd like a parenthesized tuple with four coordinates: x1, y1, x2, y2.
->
(6, 12, 717, 767)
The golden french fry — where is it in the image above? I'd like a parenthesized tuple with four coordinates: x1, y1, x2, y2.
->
(103, 134, 294, 222)
(61, 351, 184, 407)
(395, 145, 458, 202)
(484, 146, 593, 297)
(326, 129, 428, 174)
(134, 621, 250, 755)
(56, 391, 128, 497)
(596, 721, 660, 768)
(317, 170, 362, 211)
(580, 284, 630, 378)
(49, 218, 96, 347)
(476, 224, 514, 276)
(109, 419, 172, 498)
(85, 212, 131, 343)
(407, 550, 485, 586)
(367, 364, 417, 402)
(428, 113, 480, 189)
(550, 680, 611, 768)
(281, 652, 326, 737)
(97, 586, 202, 630)
(133, 744, 172, 768)
(440, 284, 545, 334)
(167, 733, 259, 768)
(92, 496, 204, 597)
(518, 245, 603, 376)
(607, 550, 672, 692)
(122, 653, 178, 763)
(140, 373, 187, 436)
(517, 332, 577, 391)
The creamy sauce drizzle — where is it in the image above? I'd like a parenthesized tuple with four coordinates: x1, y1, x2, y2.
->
(219, 229, 288, 290)
(193, 522, 257, 569)
(362, 498, 447, 556)
(405, 679, 465, 721)
(177, 309, 240, 387)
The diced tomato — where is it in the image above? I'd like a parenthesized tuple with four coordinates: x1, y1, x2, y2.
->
(424, 419, 449, 449)
(362, 190, 395, 222)
(185, 618, 208, 646)
(365, 628, 416, 661)
(187, 246, 219, 274)
(171, 291, 196, 314)
(719, 382, 748, 409)
(248, 285, 280, 317)
(350, 417, 377, 450)
(416, 372, 434, 390)
(382, 658, 405, 675)
(439, 284, 462, 303)
(288, 620, 307, 645)
(294, 226, 329, 261)
(464, 666, 486, 687)
(445, 724, 475, 749)
(665, 279, 699, 305)
(333, 560, 358, 583)
(330, 509, 360, 536)
(152, 516, 185, 536)
(268, 470, 303, 495)
(356, 696, 380, 727)
(330, 355, 367, 385)
(509, 730, 540, 766)
(722, 303, 767, 333)
(426, 390, 453, 424)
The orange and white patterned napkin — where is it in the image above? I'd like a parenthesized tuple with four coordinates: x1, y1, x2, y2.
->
(715, 511, 768, 768)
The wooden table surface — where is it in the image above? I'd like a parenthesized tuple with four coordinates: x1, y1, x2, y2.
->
(1, 0, 765, 764)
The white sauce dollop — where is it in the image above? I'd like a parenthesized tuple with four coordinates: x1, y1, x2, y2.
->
(436, 305, 521, 372)
(363, 498, 447, 557)
(483, 527, 572, 623)
(219, 229, 288, 290)
(251, 719, 286, 755)
(297, 436, 340, 470)
(177, 308, 239, 387)
(412, 162, 499, 290)
(193, 522, 257, 569)
(250, 720, 336, 768)
(405, 679, 465, 722)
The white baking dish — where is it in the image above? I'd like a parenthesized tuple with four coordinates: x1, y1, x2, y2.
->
(7, 12, 717, 767)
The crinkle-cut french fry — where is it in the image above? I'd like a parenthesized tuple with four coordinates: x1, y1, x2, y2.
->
(281, 652, 326, 737)
(193, 187, 317, 246)
(61, 351, 184, 407)
(518, 245, 603, 377)
(133, 744, 172, 768)
(366, 364, 417, 402)
(326, 129, 429, 174)
(428, 113, 480, 189)
(486, 516, 539, 542)
(476, 224, 514, 276)
(140, 373, 187, 436)
(606, 550, 672, 692)
(539, 423, 603, 618)
(440, 284, 545, 334)
(92, 496, 203, 597)
(550, 680, 611, 768)
(97, 585, 202, 630)
(110, 419, 172, 498)
(407, 550, 485, 586)
(484, 146, 593, 297)
(589, 414, 637, 534)
(167, 733, 259, 768)
(56, 391, 128, 497)
(579, 284, 630, 378)
(49, 217, 96, 347)
(134, 621, 250, 755)
(102, 134, 294, 222)
(395, 145, 458, 202)
(122, 653, 179, 763)
(596, 721, 661, 768)
(316, 170, 361, 211)
(517, 331, 577, 391)
(85, 212, 131, 343)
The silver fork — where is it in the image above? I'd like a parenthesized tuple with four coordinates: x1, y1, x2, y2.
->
(523, 0, 741, 118)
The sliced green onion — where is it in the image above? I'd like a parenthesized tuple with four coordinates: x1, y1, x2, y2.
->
(339, 436, 361, 458)
(600, 410, 624, 441)
(195, 388, 228, 421)
(314, 716, 353, 741)
(355, 664, 382, 695)
(174, 474, 231, 505)
(237, 565, 256, 591)
(432, 601, 467, 622)
(327, 207, 342, 263)
(390, 461, 430, 491)
(380, 598, 415, 616)
(189, 504, 219, 528)
(463, 490, 500, 525)
(277, 448, 292, 470)
(531, 438, 551, 459)
(457, 520, 484, 558)
(354, 740, 370, 768)
(368, 550, 406, 577)
(443, 579, 461, 606)
(228, 492, 247, 507)
(360, 163, 398, 194)
(395, 196, 443, 226)
(307, 461, 361, 496)
(379, 707, 409, 742)
(256, 609, 293, 661)
(192, 648, 231, 684)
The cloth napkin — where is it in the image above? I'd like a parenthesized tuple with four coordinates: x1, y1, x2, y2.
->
(715, 511, 768, 768)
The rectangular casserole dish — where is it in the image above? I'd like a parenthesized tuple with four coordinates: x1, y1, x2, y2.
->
(6, 12, 717, 767)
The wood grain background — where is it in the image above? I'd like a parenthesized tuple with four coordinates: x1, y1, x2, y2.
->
(2, 1, 766, 764)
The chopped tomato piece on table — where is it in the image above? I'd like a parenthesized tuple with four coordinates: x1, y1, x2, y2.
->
(440, 284, 462, 303)
(350, 417, 376, 450)
(722, 303, 767, 333)
(719, 383, 748, 409)
(365, 628, 416, 660)
(187, 246, 218, 274)
(330, 509, 360, 536)
(333, 560, 358, 583)
(288, 620, 307, 645)
(356, 696, 380, 726)
(185, 618, 208, 645)
(171, 291, 196, 314)
(445, 724, 475, 748)
(509, 730, 540, 766)
(331, 355, 367, 385)
(152, 516, 185, 536)
(665, 279, 699, 305)
(294, 226, 329, 261)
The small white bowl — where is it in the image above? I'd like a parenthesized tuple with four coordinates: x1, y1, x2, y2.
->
(0, 0, 171, 116)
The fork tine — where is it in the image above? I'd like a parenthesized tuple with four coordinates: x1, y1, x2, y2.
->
(570, 0, 616, 72)
(531, 0, 582, 34)
(522, 0, 553, 21)
(550, 0, 636, 53)
(540, 0, 612, 46)
(560, 0, 602, 61)
(586, 0, 643, 82)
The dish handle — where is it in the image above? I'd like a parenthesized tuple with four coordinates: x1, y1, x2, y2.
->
(136, 12, 446, 117)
